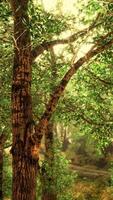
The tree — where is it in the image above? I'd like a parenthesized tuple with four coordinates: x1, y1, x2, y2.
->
(3, 0, 113, 200)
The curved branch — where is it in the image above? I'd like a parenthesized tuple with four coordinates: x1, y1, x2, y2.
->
(30, 32, 113, 146)
(30, 31, 113, 146)
(86, 69, 113, 85)
(31, 15, 102, 62)
(81, 114, 104, 126)
(39, 31, 113, 119)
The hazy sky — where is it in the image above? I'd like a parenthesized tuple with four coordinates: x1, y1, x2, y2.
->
(42, 0, 76, 13)
(42, 0, 91, 59)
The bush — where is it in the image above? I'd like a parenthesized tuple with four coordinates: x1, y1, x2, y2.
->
(40, 142, 77, 200)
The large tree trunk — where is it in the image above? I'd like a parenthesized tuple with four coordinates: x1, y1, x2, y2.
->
(12, 156, 38, 200)
(10, 1, 38, 200)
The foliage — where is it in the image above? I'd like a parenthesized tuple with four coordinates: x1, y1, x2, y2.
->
(28, 1, 70, 45)
(55, 50, 113, 149)
(3, 152, 12, 199)
(100, 187, 113, 200)
(40, 142, 77, 200)
(73, 180, 98, 200)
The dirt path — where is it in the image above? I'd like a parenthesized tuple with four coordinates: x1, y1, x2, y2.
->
(71, 165, 111, 179)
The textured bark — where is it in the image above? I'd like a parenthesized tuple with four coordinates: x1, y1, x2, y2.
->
(12, 156, 38, 200)
(10, 1, 38, 200)
(42, 193, 56, 200)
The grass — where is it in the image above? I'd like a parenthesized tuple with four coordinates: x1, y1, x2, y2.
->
(73, 177, 113, 200)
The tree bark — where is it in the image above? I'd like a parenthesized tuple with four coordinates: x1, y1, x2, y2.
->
(10, 1, 38, 200)
(42, 193, 56, 200)
(12, 156, 38, 200)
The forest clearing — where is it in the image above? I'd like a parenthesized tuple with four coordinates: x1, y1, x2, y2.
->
(1, 0, 113, 199)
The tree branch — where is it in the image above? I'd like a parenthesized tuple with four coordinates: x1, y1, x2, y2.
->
(9, 0, 29, 12)
(31, 14, 102, 62)
(86, 69, 113, 85)
(60, 102, 110, 126)
(80, 114, 104, 126)
(29, 31, 113, 146)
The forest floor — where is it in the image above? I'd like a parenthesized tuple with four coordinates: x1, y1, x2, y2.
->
(73, 178, 113, 200)
(72, 164, 113, 200)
